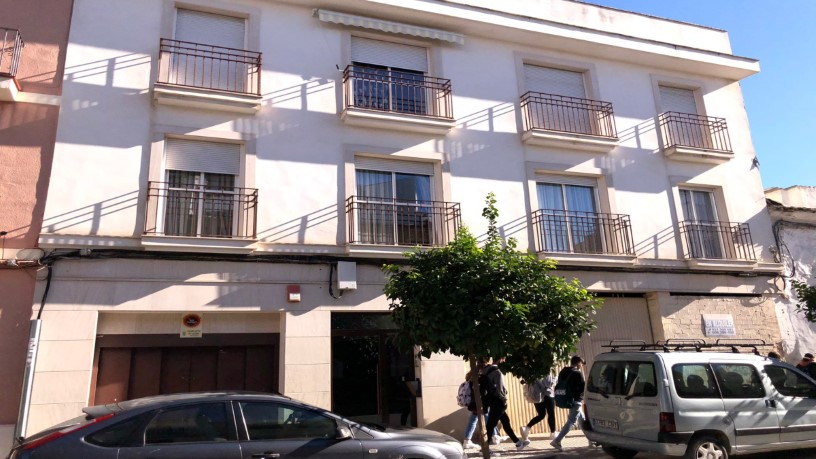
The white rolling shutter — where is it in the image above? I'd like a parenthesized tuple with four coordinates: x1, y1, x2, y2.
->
(165, 138, 241, 175)
(659, 86, 698, 114)
(535, 173, 597, 188)
(524, 64, 586, 98)
(175, 8, 245, 49)
(351, 37, 428, 72)
(355, 157, 434, 176)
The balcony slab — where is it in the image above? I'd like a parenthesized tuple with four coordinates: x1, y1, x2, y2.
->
(685, 258, 757, 271)
(341, 107, 455, 135)
(538, 252, 637, 267)
(153, 83, 261, 114)
(663, 145, 733, 164)
(141, 235, 256, 254)
(0, 76, 20, 102)
(522, 129, 618, 152)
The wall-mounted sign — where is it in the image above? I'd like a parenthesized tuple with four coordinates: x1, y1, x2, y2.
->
(287, 285, 301, 302)
(703, 314, 736, 337)
(181, 313, 203, 338)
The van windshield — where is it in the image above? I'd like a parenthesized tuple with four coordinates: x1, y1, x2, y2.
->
(588, 361, 657, 398)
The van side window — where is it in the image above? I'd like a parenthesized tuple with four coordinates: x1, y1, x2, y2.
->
(588, 362, 619, 395)
(588, 361, 656, 397)
(765, 365, 816, 397)
(712, 364, 765, 399)
(672, 364, 719, 398)
(623, 362, 657, 398)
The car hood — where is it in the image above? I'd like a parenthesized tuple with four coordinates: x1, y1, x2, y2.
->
(380, 426, 455, 442)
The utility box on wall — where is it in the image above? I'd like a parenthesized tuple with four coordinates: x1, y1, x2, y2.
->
(337, 261, 357, 290)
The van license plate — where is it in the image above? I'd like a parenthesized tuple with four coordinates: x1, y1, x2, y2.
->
(593, 418, 619, 430)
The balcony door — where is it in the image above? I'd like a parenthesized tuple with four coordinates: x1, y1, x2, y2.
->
(355, 159, 434, 246)
(537, 181, 601, 253)
(350, 37, 428, 115)
(173, 8, 247, 92)
(680, 189, 723, 259)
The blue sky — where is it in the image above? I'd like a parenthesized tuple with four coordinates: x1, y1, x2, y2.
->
(584, 0, 815, 190)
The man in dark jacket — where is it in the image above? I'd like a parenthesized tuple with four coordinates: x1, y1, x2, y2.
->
(550, 355, 586, 451)
(480, 357, 528, 450)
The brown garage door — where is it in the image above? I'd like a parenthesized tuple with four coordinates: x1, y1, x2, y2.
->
(91, 334, 279, 405)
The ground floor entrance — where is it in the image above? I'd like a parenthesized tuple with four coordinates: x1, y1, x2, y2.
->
(330, 313, 417, 427)
(91, 333, 279, 405)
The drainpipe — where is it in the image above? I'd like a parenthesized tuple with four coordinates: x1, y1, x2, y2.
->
(15, 263, 53, 442)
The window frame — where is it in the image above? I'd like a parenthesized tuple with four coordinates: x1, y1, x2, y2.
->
(236, 401, 339, 441)
(142, 402, 237, 445)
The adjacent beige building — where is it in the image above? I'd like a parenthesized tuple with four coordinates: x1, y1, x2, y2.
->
(7, 0, 787, 444)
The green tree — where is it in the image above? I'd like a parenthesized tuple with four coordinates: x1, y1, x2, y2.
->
(383, 193, 600, 455)
(791, 278, 816, 322)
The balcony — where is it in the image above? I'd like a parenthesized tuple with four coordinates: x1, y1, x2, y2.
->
(154, 38, 262, 113)
(659, 112, 733, 163)
(520, 91, 618, 152)
(341, 65, 455, 134)
(679, 220, 757, 271)
(143, 182, 258, 253)
(345, 196, 461, 251)
(0, 27, 24, 101)
(532, 209, 636, 266)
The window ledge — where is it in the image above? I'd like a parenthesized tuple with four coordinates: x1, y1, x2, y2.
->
(341, 107, 455, 135)
(347, 243, 436, 258)
(685, 258, 757, 271)
(538, 252, 637, 267)
(663, 145, 733, 164)
(153, 83, 261, 114)
(522, 129, 618, 152)
(0, 76, 21, 102)
(142, 235, 257, 254)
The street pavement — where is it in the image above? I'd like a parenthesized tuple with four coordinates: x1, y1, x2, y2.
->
(465, 432, 816, 458)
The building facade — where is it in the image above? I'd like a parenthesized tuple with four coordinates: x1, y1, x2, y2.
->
(766, 186, 816, 360)
(16, 0, 784, 441)
(0, 0, 74, 452)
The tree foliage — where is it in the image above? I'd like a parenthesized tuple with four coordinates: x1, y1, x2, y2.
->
(383, 193, 600, 383)
(791, 278, 816, 322)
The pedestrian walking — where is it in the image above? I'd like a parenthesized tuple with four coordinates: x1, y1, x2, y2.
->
(520, 374, 556, 441)
(480, 357, 529, 450)
(460, 363, 502, 449)
(550, 355, 586, 451)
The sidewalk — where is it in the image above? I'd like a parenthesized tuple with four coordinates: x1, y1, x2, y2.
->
(465, 432, 599, 458)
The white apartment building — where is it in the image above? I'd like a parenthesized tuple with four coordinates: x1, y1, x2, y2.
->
(23, 0, 784, 440)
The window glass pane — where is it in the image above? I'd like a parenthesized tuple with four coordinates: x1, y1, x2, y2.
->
(622, 362, 657, 398)
(240, 402, 336, 440)
(673, 364, 719, 398)
(394, 173, 431, 202)
(564, 185, 596, 213)
(712, 364, 765, 399)
(356, 170, 393, 199)
(588, 362, 620, 395)
(86, 412, 152, 447)
(201, 173, 236, 237)
(564, 185, 600, 253)
(144, 403, 229, 444)
(355, 169, 394, 244)
(331, 313, 397, 331)
(165, 170, 201, 236)
(391, 69, 426, 115)
(765, 365, 816, 397)
(537, 183, 565, 211)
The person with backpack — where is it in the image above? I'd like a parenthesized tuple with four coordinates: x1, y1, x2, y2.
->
(481, 357, 529, 450)
(550, 355, 586, 451)
(520, 373, 556, 441)
(459, 363, 502, 449)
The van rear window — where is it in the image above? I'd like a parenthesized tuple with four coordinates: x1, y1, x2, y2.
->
(588, 361, 656, 398)
(673, 364, 719, 398)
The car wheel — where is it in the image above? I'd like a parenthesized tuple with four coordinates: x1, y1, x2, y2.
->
(685, 435, 729, 459)
(601, 445, 638, 459)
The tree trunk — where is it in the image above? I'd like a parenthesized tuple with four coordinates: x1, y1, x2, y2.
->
(469, 354, 489, 459)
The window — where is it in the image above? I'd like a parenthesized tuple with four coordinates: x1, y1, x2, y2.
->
(239, 402, 336, 440)
(162, 139, 241, 238)
(672, 364, 720, 399)
(144, 403, 230, 444)
(765, 365, 816, 397)
(713, 364, 765, 399)
(536, 180, 601, 253)
(524, 64, 598, 135)
(350, 37, 428, 115)
(679, 189, 722, 258)
(659, 86, 698, 115)
(353, 158, 435, 246)
(587, 361, 656, 398)
(86, 412, 153, 447)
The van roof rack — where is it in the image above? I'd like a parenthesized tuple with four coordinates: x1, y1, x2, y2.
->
(602, 338, 768, 355)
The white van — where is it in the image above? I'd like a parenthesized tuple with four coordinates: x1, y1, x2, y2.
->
(583, 341, 816, 459)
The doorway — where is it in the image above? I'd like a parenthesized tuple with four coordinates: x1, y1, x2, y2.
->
(331, 313, 416, 426)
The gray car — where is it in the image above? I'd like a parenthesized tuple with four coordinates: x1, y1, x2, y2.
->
(7, 392, 465, 459)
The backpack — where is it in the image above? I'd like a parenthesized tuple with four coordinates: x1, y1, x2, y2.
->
(554, 370, 577, 409)
(523, 380, 544, 403)
(456, 381, 472, 407)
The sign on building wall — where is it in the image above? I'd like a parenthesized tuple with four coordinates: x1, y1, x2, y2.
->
(702, 314, 736, 337)
(181, 313, 203, 338)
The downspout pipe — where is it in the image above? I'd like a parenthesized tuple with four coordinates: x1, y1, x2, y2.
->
(15, 262, 53, 442)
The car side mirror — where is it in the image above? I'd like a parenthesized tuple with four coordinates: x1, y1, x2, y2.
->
(336, 426, 352, 440)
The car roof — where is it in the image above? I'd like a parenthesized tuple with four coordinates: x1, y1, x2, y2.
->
(84, 391, 291, 418)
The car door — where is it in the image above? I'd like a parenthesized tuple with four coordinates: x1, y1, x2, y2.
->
(118, 402, 242, 459)
(764, 364, 816, 445)
(236, 401, 364, 459)
(711, 362, 780, 451)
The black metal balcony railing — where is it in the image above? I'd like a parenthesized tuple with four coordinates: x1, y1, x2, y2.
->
(679, 220, 755, 261)
(0, 28, 24, 78)
(342, 65, 453, 119)
(157, 38, 261, 95)
(144, 182, 258, 239)
(532, 209, 634, 255)
(659, 111, 732, 152)
(521, 91, 617, 139)
(346, 196, 461, 247)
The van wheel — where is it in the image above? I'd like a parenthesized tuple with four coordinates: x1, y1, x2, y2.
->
(685, 436, 728, 459)
(601, 445, 638, 458)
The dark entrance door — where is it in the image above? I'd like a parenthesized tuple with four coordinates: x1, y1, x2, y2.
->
(331, 313, 416, 426)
